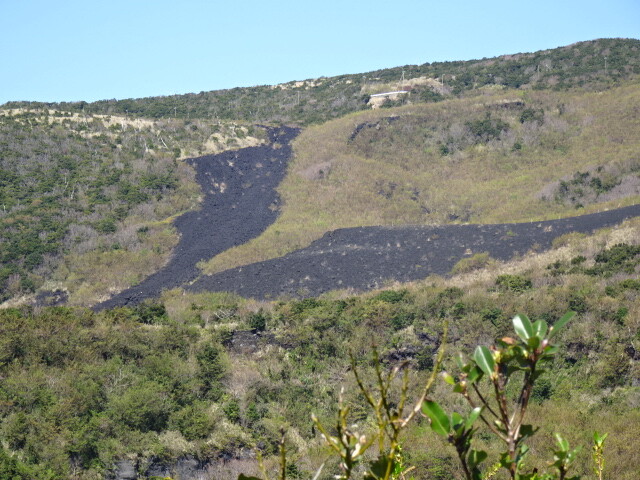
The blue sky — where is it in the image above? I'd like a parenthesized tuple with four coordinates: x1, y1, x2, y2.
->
(1, 0, 639, 104)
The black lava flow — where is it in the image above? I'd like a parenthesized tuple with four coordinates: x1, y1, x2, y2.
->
(187, 204, 640, 299)
(94, 122, 640, 307)
(94, 126, 300, 310)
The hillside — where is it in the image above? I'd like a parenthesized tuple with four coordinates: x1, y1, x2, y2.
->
(3, 39, 640, 306)
(0, 219, 638, 479)
(201, 82, 640, 276)
(0, 38, 639, 480)
(0, 109, 265, 304)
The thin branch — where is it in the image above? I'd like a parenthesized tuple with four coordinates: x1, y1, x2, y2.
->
(400, 321, 448, 428)
(472, 382, 500, 419)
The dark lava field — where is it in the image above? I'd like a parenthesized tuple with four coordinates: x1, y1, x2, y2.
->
(96, 128, 640, 308)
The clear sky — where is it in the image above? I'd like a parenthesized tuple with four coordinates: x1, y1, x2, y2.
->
(1, 0, 639, 105)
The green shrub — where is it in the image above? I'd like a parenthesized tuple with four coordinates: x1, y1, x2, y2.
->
(248, 310, 268, 332)
(495, 274, 532, 293)
(373, 289, 410, 304)
(586, 243, 640, 276)
(108, 381, 171, 432)
(133, 301, 167, 324)
(197, 343, 226, 400)
(223, 398, 241, 423)
(169, 402, 214, 441)
(451, 252, 493, 275)
(519, 107, 544, 124)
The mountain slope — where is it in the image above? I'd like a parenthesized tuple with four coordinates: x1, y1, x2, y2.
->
(95, 126, 299, 309)
(201, 82, 640, 276)
(0, 109, 264, 304)
(0, 38, 639, 480)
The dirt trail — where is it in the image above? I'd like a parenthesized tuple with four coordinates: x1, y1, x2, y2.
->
(95, 126, 300, 310)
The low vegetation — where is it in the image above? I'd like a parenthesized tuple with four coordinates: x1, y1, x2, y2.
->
(5, 39, 639, 126)
(0, 220, 637, 479)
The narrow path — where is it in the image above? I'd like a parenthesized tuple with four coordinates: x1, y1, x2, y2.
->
(188, 204, 640, 299)
(95, 126, 300, 310)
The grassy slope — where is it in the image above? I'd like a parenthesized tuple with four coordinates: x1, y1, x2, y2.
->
(202, 82, 640, 275)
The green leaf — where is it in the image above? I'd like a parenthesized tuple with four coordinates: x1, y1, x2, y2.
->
(467, 449, 488, 468)
(532, 319, 548, 338)
(531, 369, 547, 381)
(519, 424, 538, 440)
(549, 311, 575, 338)
(499, 452, 514, 469)
(452, 412, 464, 432)
(473, 345, 495, 377)
(466, 365, 483, 383)
(527, 335, 541, 350)
(442, 372, 456, 385)
(513, 314, 534, 342)
(365, 455, 394, 480)
(593, 431, 608, 446)
(238, 476, 263, 480)
(465, 407, 482, 430)
(423, 400, 451, 437)
(555, 433, 569, 451)
(516, 444, 530, 465)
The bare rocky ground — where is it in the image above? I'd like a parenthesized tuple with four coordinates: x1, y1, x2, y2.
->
(92, 125, 640, 309)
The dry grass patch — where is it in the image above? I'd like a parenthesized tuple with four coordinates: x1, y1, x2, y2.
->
(55, 224, 177, 306)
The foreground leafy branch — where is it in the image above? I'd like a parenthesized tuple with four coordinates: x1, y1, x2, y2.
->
(423, 312, 583, 480)
(238, 311, 610, 480)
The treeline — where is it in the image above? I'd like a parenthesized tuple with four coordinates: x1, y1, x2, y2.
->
(0, 233, 638, 478)
(4, 38, 639, 126)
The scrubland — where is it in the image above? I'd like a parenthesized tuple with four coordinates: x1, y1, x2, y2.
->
(1, 219, 638, 478)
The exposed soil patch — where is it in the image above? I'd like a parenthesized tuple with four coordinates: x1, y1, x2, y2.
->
(188, 204, 640, 299)
(94, 126, 300, 310)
